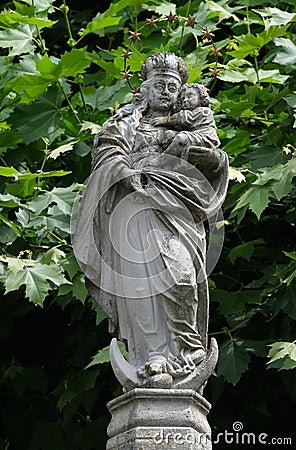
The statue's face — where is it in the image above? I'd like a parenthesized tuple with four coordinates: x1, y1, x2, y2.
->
(181, 88, 199, 111)
(147, 75, 181, 113)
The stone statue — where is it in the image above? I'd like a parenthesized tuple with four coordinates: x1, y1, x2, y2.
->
(74, 52, 228, 393)
(151, 83, 220, 158)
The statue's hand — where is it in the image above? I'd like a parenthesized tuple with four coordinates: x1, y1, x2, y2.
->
(163, 147, 181, 157)
(150, 117, 167, 127)
(163, 130, 177, 141)
(163, 132, 188, 158)
(130, 173, 144, 192)
(122, 167, 147, 196)
(131, 174, 147, 204)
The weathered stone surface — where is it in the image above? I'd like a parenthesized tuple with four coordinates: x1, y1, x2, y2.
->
(107, 388, 212, 450)
(73, 51, 228, 450)
(107, 428, 211, 450)
(109, 337, 218, 392)
(74, 52, 229, 390)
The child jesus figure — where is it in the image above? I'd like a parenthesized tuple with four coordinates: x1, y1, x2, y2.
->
(152, 83, 220, 161)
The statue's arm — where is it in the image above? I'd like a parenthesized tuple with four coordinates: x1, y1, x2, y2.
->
(92, 128, 147, 197)
(151, 110, 191, 130)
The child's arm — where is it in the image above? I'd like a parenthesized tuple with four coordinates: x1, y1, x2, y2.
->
(151, 110, 188, 130)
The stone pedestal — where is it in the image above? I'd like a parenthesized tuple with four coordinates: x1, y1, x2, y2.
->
(106, 388, 212, 449)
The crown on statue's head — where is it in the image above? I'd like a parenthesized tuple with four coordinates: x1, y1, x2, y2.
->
(141, 52, 189, 84)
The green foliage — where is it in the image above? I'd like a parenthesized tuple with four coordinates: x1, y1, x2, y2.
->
(228, 238, 264, 264)
(0, 0, 295, 447)
(0, 23, 35, 56)
(86, 342, 128, 369)
(267, 341, 296, 370)
(216, 339, 251, 385)
(1, 256, 70, 306)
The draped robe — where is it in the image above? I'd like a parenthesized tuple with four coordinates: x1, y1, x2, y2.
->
(73, 107, 228, 377)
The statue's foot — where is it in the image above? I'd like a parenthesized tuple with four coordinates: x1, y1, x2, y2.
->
(144, 355, 167, 375)
(138, 355, 173, 388)
(148, 362, 164, 375)
(137, 355, 166, 379)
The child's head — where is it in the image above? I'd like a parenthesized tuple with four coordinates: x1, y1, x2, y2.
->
(179, 83, 210, 110)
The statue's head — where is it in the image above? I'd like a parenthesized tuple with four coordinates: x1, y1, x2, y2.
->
(139, 52, 189, 115)
(141, 52, 188, 85)
(179, 83, 210, 111)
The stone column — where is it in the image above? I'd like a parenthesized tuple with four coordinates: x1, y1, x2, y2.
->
(106, 388, 212, 450)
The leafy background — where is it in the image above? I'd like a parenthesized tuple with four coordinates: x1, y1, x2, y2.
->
(0, 0, 295, 448)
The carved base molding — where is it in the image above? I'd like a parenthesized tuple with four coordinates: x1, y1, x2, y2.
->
(106, 388, 212, 450)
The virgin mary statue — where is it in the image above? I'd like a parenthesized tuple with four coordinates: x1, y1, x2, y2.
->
(73, 52, 228, 386)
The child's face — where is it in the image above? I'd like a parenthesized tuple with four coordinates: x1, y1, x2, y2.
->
(181, 88, 199, 110)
